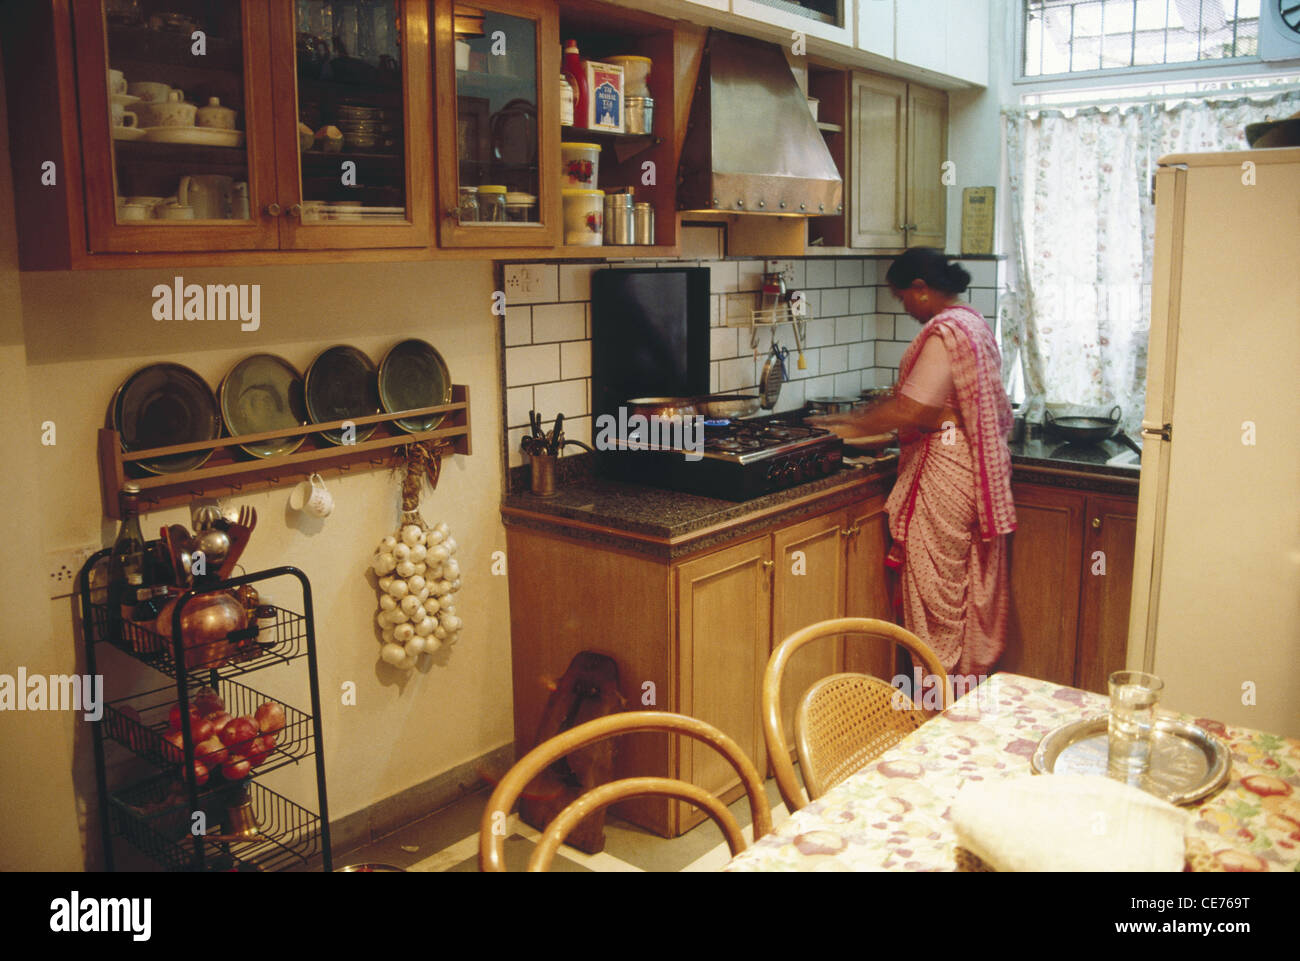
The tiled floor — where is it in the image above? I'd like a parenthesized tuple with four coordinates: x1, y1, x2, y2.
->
(335, 776, 795, 873)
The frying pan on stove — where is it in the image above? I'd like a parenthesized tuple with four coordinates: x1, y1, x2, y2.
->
(1044, 405, 1143, 455)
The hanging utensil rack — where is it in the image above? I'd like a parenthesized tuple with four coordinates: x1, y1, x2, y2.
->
(98, 385, 472, 519)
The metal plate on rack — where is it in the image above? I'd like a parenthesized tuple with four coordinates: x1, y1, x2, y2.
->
(1031, 716, 1231, 806)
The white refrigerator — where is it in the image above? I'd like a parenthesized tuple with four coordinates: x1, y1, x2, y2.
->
(1128, 147, 1300, 737)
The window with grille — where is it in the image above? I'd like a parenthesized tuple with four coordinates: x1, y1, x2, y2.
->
(1023, 0, 1262, 77)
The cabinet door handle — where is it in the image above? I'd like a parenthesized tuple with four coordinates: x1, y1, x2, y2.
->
(762, 560, 774, 570)
(841, 525, 861, 538)
(265, 203, 282, 217)
(1091, 517, 1101, 529)
(287, 203, 303, 218)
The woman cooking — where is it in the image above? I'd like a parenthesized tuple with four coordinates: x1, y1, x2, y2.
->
(812, 248, 1016, 677)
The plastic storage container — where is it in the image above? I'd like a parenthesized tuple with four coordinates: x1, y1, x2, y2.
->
(563, 188, 604, 245)
(561, 142, 601, 188)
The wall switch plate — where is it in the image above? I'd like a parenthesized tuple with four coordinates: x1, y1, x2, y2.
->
(504, 265, 546, 296)
(46, 546, 100, 599)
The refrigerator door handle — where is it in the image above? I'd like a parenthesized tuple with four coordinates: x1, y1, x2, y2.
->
(1141, 422, 1172, 441)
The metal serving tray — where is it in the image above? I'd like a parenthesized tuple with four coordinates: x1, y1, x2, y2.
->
(1030, 716, 1231, 806)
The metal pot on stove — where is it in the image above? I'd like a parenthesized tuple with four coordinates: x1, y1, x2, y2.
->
(806, 396, 858, 415)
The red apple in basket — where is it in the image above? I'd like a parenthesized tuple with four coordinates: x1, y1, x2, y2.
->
(188, 759, 210, 786)
(168, 703, 200, 732)
(255, 701, 286, 735)
(190, 717, 214, 743)
(219, 716, 258, 752)
(195, 736, 229, 767)
(207, 711, 233, 736)
(245, 734, 276, 767)
(222, 757, 252, 780)
(193, 687, 225, 717)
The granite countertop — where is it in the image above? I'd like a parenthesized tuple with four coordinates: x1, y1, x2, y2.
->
(501, 462, 894, 555)
(501, 436, 1139, 556)
(1009, 434, 1142, 480)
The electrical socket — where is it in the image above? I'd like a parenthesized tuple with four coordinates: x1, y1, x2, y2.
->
(503, 265, 545, 297)
(46, 546, 100, 599)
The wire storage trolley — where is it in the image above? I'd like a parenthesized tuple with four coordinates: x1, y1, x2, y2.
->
(79, 555, 332, 872)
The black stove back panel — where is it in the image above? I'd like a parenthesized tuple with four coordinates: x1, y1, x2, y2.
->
(590, 267, 711, 427)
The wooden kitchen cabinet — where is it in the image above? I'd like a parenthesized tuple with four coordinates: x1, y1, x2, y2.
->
(771, 513, 845, 751)
(434, 0, 560, 247)
(676, 537, 771, 807)
(1002, 482, 1138, 693)
(842, 493, 895, 679)
(66, 0, 434, 254)
(1075, 494, 1139, 694)
(848, 71, 946, 251)
(504, 482, 898, 837)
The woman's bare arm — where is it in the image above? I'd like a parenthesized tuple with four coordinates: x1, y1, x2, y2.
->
(809, 395, 948, 437)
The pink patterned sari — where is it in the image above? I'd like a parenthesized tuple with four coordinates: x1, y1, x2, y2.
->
(884, 305, 1016, 676)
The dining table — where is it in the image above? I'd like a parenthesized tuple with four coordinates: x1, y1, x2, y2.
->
(726, 672, 1300, 872)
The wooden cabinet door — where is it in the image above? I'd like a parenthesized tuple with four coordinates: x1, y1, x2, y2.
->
(842, 494, 896, 681)
(771, 512, 846, 753)
(433, 0, 560, 247)
(72, 0, 281, 252)
(1002, 483, 1085, 685)
(905, 84, 948, 250)
(1076, 494, 1139, 694)
(268, 0, 435, 249)
(676, 537, 771, 810)
(849, 72, 907, 250)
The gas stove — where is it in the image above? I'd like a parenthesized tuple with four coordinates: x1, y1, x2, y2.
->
(601, 414, 843, 500)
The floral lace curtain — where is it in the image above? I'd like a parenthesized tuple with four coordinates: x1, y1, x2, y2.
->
(1001, 90, 1300, 434)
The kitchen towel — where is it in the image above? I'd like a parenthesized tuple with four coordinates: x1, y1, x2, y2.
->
(951, 774, 1188, 872)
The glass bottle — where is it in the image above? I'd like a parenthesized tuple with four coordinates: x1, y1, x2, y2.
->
(457, 185, 479, 223)
(107, 483, 148, 631)
(560, 73, 574, 127)
(477, 185, 507, 222)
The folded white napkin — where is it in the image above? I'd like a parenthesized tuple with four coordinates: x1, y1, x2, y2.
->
(951, 775, 1189, 872)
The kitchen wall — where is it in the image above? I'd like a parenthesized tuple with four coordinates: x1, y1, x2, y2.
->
(0, 62, 515, 870)
(501, 233, 1002, 466)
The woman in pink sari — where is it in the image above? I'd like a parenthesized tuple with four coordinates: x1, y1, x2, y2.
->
(814, 249, 1016, 677)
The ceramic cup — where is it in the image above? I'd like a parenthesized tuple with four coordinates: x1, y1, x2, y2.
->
(155, 201, 195, 220)
(231, 181, 250, 220)
(127, 81, 180, 103)
(290, 473, 333, 517)
(110, 102, 138, 128)
(135, 90, 196, 128)
(108, 68, 127, 95)
(117, 201, 151, 221)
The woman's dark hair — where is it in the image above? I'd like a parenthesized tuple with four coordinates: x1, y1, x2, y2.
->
(885, 247, 970, 295)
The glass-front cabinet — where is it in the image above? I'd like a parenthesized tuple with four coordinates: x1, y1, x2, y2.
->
(72, 0, 432, 252)
(271, 0, 433, 248)
(435, 0, 559, 247)
(74, 0, 279, 251)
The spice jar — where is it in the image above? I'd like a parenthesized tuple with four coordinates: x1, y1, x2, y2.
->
(457, 185, 479, 223)
(477, 185, 507, 222)
(560, 74, 574, 127)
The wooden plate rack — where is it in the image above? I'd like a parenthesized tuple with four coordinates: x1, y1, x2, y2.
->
(98, 385, 471, 519)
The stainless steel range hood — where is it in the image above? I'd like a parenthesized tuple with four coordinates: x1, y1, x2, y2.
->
(678, 30, 842, 217)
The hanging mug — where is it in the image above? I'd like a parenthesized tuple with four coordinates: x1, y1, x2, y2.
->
(290, 473, 333, 517)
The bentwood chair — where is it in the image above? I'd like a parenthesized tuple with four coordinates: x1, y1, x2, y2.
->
(478, 711, 773, 871)
(763, 618, 954, 813)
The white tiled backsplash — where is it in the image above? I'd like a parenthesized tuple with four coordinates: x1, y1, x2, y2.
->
(501, 248, 1003, 467)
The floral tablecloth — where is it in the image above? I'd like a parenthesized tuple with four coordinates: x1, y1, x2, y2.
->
(727, 673, 1300, 872)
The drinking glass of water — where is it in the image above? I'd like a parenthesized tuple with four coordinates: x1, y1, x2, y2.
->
(1107, 670, 1164, 783)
